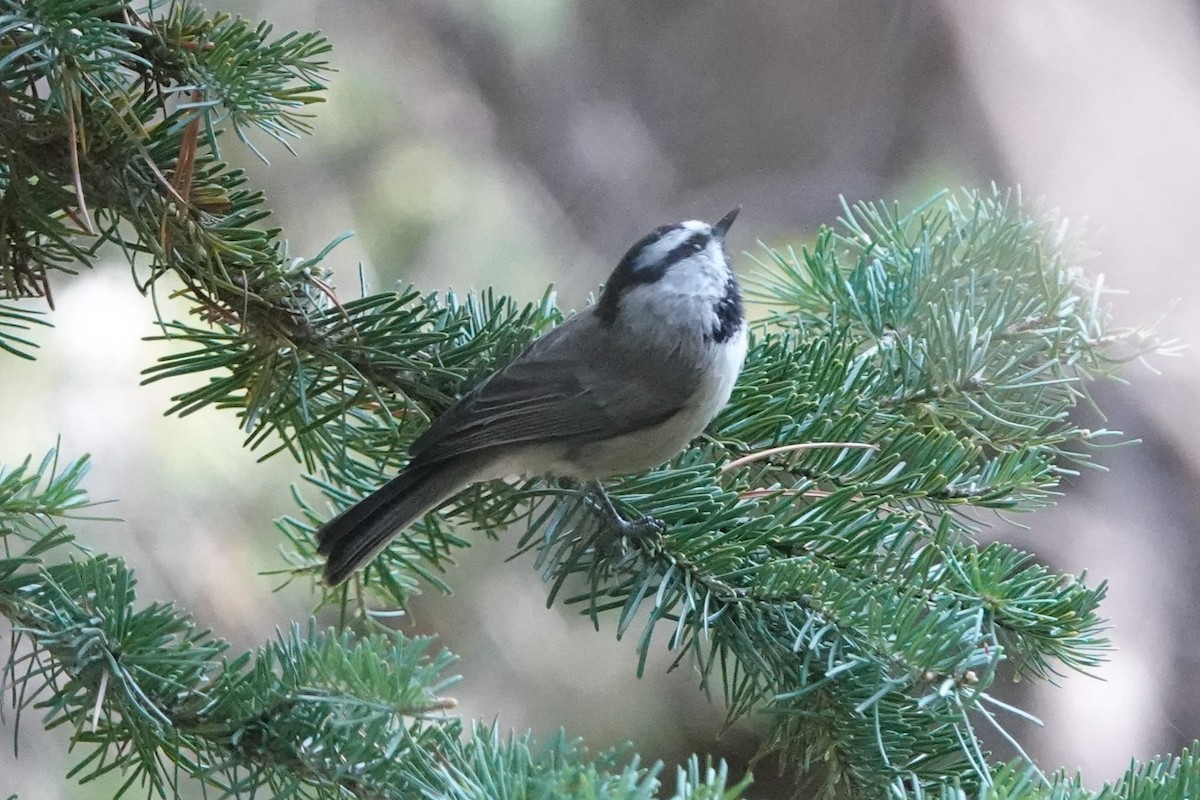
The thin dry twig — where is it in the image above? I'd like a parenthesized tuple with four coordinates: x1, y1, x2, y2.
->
(64, 83, 95, 236)
(721, 442, 879, 474)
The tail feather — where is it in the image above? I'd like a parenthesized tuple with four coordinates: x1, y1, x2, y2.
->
(317, 458, 478, 585)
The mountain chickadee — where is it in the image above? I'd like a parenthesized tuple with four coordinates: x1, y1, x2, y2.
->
(318, 208, 748, 585)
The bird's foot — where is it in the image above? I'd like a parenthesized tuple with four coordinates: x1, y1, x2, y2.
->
(612, 513, 666, 538)
(583, 481, 665, 539)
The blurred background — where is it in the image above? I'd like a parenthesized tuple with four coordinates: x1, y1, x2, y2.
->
(4, 1, 1200, 796)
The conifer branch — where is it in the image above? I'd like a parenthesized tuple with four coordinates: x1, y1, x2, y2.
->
(0, 1, 1187, 797)
(274, 189, 1166, 794)
(1, 450, 749, 798)
(4, 459, 1189, 799)
(0, 0, 332, 352)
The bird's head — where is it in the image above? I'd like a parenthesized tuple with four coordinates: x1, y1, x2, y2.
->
(596, 208, 742, 343)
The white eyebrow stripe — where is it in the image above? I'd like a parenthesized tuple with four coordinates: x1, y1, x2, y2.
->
(633, 227, 694, 272)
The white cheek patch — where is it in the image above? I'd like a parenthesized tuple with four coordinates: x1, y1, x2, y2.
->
(655, 264, 709, 297)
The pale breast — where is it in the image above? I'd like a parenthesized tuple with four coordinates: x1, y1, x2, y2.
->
(557, 321, 747, 479)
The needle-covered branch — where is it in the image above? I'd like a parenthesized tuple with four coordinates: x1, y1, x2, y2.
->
(0, 0, 332, 342)
(2, 455, 1188, 800)
(271, 189, 1162, 795)
(1, 1, 1186, 797)
(0, 450, 749, 799)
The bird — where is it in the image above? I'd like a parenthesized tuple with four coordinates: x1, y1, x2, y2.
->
(318, 208, 748, 585)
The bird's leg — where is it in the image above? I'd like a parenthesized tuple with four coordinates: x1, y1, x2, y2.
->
(583, 480, 665, 538)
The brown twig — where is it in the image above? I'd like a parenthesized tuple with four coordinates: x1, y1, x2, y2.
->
(63, 83, 95, 236)
(720, 442, 880, 474)
(161, 93, 202, 256)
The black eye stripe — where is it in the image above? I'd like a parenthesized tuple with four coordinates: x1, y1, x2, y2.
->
(662, 232, 708, 266)
(596, 226, 713, 324)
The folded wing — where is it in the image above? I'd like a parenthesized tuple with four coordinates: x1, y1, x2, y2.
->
(409, 312, 698, 465)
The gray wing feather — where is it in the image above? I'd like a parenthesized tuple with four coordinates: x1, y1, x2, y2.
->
(409, 312, 697, 464)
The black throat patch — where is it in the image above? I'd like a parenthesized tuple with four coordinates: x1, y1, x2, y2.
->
(709, 276, 744, 343)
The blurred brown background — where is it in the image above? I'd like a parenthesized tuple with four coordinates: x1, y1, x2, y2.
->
(4, 1, 1200, 796)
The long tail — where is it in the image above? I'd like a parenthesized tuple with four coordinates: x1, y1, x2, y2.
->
(317, 458, 479, 585)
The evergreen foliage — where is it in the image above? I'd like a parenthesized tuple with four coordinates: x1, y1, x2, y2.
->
(0, 453, 747, 797)
(0, 1, 1188, 798)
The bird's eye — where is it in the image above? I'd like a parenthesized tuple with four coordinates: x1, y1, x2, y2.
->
(689, 239, 706, 253)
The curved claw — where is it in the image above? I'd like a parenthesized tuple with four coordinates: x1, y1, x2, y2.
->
(584, 481, 665, 539)
(615, 513, 665, 538)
